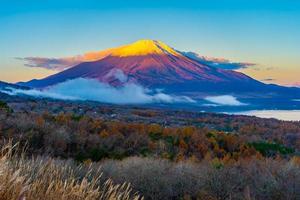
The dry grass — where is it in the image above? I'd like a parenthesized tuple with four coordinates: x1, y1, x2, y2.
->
(0, 142, 142, 200)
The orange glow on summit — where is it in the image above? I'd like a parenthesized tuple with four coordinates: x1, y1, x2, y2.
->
(82, 39, 180, 60)
(110, 39, 180, 57)
(58, 40, 181, 64)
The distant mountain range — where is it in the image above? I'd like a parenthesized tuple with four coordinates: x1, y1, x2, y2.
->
(16, 40, 300, 99)
(0, 81, 27, 90)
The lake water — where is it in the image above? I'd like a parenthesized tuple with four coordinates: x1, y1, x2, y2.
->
(229, 110, 300, 121)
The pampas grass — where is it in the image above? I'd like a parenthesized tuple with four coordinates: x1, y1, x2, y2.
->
(0, 142, 142, 200)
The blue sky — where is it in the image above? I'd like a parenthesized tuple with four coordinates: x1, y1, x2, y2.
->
(0, 0, 300, 85)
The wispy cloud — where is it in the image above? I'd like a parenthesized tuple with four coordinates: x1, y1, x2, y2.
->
(16, 49, 112, 71)
(16, 57, 82, 71)
(1, 78, 195, 104)
(204, 95, 246, 106)
(182, 51, 256, 70)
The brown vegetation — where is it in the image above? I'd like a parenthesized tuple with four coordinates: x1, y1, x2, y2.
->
(0, 142, 141, 200)
(0, 109, 297, 163)
(98, 156, 300, 200)
(0, 101, 300, 199)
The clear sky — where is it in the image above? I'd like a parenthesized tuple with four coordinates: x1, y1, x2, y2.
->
(0, 0, 299, 86)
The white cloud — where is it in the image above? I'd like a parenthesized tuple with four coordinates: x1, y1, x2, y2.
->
(1, 78, 195, 105)
(204, 95, 246, 106)
(2, 87, 77, 100)
(104, 69, 128, 83)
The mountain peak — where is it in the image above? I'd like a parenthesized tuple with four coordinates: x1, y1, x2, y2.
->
(21, 39, 258, 92)
(111, 39, 180, 57)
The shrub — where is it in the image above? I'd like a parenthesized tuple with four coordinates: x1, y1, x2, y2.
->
(96, 157, 300, 200)
(0, 100, 12, 113)
(250, 142, 295, 157)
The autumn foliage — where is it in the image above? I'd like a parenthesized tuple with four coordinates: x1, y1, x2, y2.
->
(0, 102, 300, 199)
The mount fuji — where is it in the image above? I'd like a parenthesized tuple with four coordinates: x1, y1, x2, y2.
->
(20, 40, 300, 101)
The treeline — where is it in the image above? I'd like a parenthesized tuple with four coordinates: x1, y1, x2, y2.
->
(0, 108, 297, 163)
(194, 113, 300, 148)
